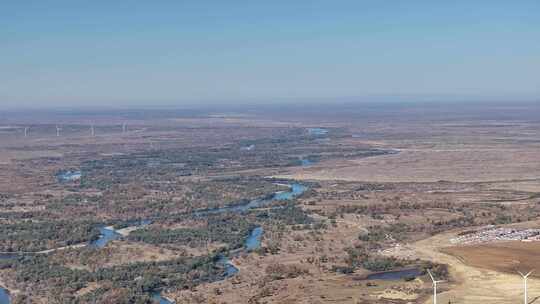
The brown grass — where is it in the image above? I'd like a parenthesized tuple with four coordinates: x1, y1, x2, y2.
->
(443, 241, 540, 276)
(279, 148, 540, 183)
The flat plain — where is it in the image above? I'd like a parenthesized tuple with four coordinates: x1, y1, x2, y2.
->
(1, 102, 539, 304)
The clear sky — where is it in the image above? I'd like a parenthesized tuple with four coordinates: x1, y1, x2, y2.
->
(1, 1, 539, 108)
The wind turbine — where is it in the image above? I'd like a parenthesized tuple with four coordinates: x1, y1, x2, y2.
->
(428, 269, 445, 304)
(56, 125, 61, 137)
(518, 270, 534, 304)
(90, 124, 95, 137)
(24, 127, 29, 137)
(122, 123, 127, 134)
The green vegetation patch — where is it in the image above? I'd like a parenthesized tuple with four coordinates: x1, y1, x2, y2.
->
(128, 214, 255, 250)
(0, 220, 100, 252)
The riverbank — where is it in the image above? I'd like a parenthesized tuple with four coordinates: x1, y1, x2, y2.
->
(0, 181, 307, 303)
(0, 275, 13, 304)
(0, 242, 88, 257)
(0, 287, 9, 304)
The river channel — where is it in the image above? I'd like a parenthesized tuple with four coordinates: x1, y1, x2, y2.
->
(0, 182, 307, 304)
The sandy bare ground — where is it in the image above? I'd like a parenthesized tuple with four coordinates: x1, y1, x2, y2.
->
(444, 242, 540, 277)
(487, 180, 540, 193)
(278, 148, 540, 183)
(165, 215, 417, 304)
(0, 149, 62, 164)
(412, 232, 540, 304)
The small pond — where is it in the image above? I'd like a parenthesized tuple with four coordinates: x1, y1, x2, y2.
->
(301, 159, 313, 166)
(56, 170, 81, 182)
(366, 268, 423, 281)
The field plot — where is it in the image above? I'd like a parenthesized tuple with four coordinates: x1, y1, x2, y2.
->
(411, 232, 540, 304)
(280, 147, 540, 183)
(444, 241, 540, 276)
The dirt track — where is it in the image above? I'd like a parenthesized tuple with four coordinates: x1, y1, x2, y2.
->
(413, 232, 540, 304)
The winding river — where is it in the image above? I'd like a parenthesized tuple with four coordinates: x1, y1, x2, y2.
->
(90, 182, 305, 250)
(245, 226, 263, 252)
(1, 254, 16, 303)
(307, 128, 329, 136)
(0, 288, 9, 304)
(211, 183, 307, 279)
(149, 183, 306, 303)
(91, 226, 122, 248)
(151, 292, 174, 304)
(193, 183, 307, 216)
(0, 182, 307, 304)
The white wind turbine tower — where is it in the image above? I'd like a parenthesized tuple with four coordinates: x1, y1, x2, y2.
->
(90, 124, 95, 137)
(56, 125, 61, 137)
(518, 270, 534, 304)
(24, 127, 29, 137)
(428, 269, 445, 304)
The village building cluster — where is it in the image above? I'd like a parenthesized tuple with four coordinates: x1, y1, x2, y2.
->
(450, 226, 540, 245)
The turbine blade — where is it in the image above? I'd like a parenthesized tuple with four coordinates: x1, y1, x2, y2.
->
(427, 269, 435, 282)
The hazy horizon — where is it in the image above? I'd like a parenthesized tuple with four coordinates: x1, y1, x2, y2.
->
(2, 1, 540, 109)
(1, 95, 539, 113)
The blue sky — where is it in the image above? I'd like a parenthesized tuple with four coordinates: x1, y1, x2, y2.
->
(1, 1, 539, 108)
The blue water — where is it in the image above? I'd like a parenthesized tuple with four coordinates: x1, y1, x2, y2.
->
(366, 268, 422, 280)
(301, 159, 313, 166)
(196, 183, 307, 279)
(56, 170, 81, 182)
(62, 182, 304, 253)
(194, 183, 307, 216)
(92, 225, 169, 302)
(19, 182, 304, 295)
(139, 219, 152, 226)
(217, 255, 239, 277)
(307, 128, 328, 136)
(0, 253, 17, 260)
(90, 226, 122, 248)
(245, 227, 263, 251)
(272, 183, 306, 201)
(151, 292, 173, 304)
(0, 287, 10, 304)
(240, 144, 255, 151)
(0, 181, 306, 302)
